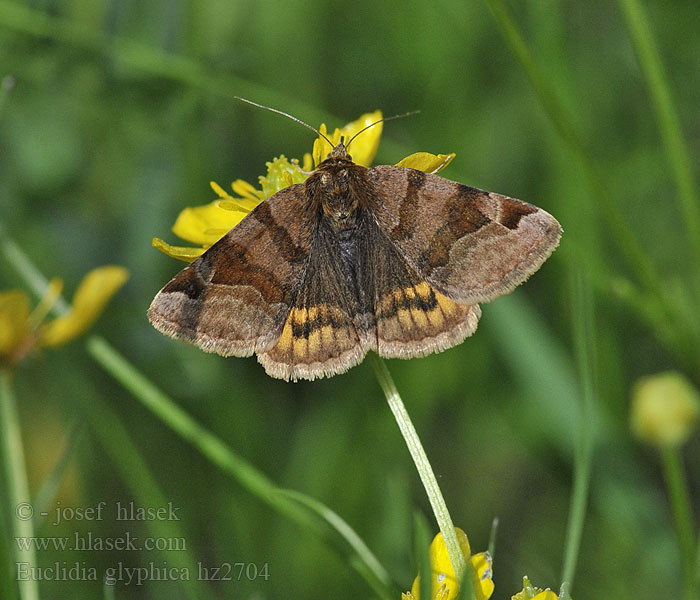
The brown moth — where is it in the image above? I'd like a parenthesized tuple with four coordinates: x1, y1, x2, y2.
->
(148, 125, 562, 382)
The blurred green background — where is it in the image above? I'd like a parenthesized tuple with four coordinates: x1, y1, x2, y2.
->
(1, 0, 699, 598)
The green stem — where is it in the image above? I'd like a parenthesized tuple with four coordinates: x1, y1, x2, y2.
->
(484, 0, 670, 321)
(369, 354, 467, 581)
(85, 336, 394, 599)
(84, 337, 314, 526)
(617, 0, 700, 292)
(560, 270, 596, 591)
(0, 231, 69, 315)
(32, 422, 82, 531)
(0, 2, 333, 135)
(74, 388, 203, 600)
(0, 370, 39, 600)
(660, 446, 697, 600)
(485, 0, 700, 373)
(0, 226, 395, 598)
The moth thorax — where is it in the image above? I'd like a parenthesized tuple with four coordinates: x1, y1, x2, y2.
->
(318, 167, 360, 229)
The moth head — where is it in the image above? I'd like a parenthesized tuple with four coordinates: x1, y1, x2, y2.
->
(324, 139, 352, 163)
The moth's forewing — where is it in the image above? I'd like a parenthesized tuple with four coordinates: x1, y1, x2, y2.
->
(147, 185, 314, 358)
(368, 166, 562, 305)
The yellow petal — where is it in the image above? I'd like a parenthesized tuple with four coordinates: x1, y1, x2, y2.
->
(210, 181, 260, 213)
(229, 181, 263, 210)
(312, 123, 332, 168)
(302, 152, 313, 172)
(210, 180, 233, 200)
(0, 290, 31, 356)
(396, 152, 456, 174)
(172, 201, 247, 245)
(40, 266, 129, 347)
(152, 238, 206, 262)
(215, 200, 243, 211)
(409, 528, 494, 600)
(203, 228, 230, 238)
(470, 552, 495, 600)
(338, 110, 383, 167)
(312, 110, 383, 167)
(532, 592, 559, 600)
(431, 527, 471, 575)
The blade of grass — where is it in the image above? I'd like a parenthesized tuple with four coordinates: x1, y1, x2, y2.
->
(85, 336, 315, 527)
(608, 275, 699, 373)
(0, 3, 422, 167)
(0, 370, 39, 600)
(102, 579, 115, 600)
(0, 2, 332, 135)
(75, 388, 205, 600)
(0, 232, 70, 315)
(0, 499, 17, 600)
(487, 517, 498, 562)
(0, 231, 396, 598)
(32, 421, 83, 532)
(485, 0, 700, 387)
(487, 293, 585, 457)
(617, 0, 700, 291)
(275, 489, 396, 599)
(660, 447, 697, 600)
(560, 269, 597, 591)
(483, 0, 680, 328)
(85, 335, 396, 599)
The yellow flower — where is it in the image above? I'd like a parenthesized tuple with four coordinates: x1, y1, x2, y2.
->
(402, 527, 494, 600)
(511, 576, 560, 600)
(153, 111, 456, 262)
(630, 371, 700, 447)
(0, 266, 128, 367)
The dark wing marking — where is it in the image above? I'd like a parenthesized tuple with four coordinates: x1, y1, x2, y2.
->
(257, 218, 365, 381)
(369, 165, 562, 304)
(148, 185, 315, 357)
(356, 215, 481, 359)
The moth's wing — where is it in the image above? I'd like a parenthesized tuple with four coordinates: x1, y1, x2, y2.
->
(147, 185, 315, 358)
(258, 221, 366, 381)
(368, 166, 562, 304)
(356, 214, 481, 359)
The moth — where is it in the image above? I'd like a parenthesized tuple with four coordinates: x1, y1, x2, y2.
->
(148, 110, 562, 382)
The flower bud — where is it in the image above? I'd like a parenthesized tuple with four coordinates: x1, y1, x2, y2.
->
(631, 372, 700, 446)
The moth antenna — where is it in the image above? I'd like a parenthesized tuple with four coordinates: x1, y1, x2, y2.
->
(235, 96, 334, 147)
(345, 110, 420, 151)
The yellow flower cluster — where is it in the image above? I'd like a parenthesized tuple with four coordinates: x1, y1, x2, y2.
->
(399, 530, 571, 600)
(0, 266, 128, 367)
(511, 576, 561, 600)
(402, 528, 494, 600)
(152, 111, 455, 262)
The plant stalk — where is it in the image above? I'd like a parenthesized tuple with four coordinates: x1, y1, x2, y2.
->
(370, 354, 467, 581)
(0, 370, 40, 600)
